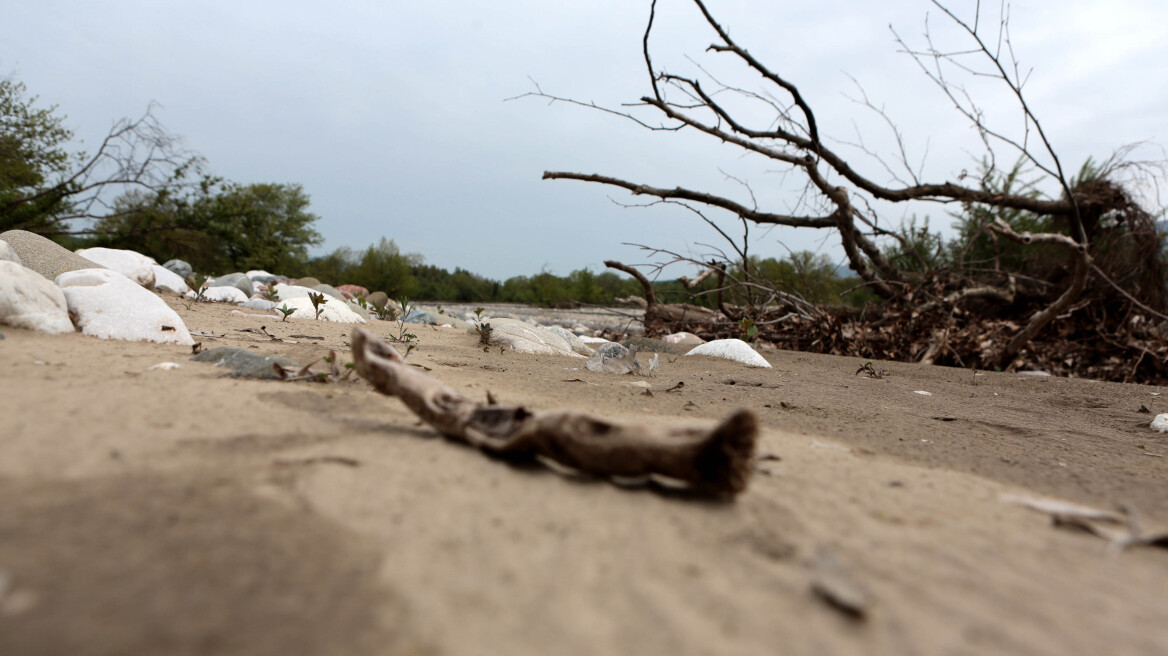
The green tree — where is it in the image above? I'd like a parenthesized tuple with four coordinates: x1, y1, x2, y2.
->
(98, 179, 323, 274)
(206, 182, 323, 272)
(1, 74, 195, 236)
(348, 238, 421, 299)
(0, 77, 75, 232)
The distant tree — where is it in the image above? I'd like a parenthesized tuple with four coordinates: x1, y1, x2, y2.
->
(0, 74, 195, 236)
(206, 182, 322, 272)
(348, 237, 421, 299)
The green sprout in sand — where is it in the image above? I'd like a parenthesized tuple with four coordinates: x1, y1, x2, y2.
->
(277, 304, 295, 322)
(307, 291, 327, 320)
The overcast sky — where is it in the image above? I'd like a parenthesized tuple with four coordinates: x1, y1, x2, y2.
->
(4, 1, 1166, 280)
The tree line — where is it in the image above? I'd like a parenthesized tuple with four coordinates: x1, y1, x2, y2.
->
(1, 72, 870, 308)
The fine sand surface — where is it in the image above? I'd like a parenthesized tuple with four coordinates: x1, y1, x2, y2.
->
(2, 294, 1167, 655)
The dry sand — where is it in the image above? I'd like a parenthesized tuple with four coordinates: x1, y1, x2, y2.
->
(1, 293, 1166, 655)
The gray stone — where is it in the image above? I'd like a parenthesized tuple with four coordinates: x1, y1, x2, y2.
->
(365, 291, 389, 310)
(595, 342, 630, 359)
(586, 343, 641, 374)
(163, 259, 193, 279)
(295, 277, 321, 288)
(191, 347, 298, 380)
(0, 230, 103, 280)
(0, 239, 20, 265)
(313, 283, 344, 300)
(403, 308, 436, 324)
(207, 272, 254, 298)
(622, 336, 689, 355)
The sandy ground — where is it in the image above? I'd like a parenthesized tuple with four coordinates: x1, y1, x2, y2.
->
(1, 294, 1167, 656)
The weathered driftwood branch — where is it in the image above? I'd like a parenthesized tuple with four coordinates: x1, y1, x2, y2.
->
(985, 218, 1089, 365)
(604, 260, 718, 333)
(351, 327, 757, 496)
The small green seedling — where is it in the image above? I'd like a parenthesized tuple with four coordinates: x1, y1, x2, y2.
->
(261, 285, 280, 303)
(307, 291, 327, 320)
(739, 317, 759, 341)
(390, 297, 418, 345)
(470, 307, 492, 345)
(277, 304, 295, 322)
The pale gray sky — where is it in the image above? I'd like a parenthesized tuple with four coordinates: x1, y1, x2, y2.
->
(3, 1, 1166, 280)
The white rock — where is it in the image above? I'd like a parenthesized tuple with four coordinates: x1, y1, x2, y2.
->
(489, 322, 586, 358)
(201, 286, 249, 303)
(1151, 414, 1168, 433)
(0, 239, 20, 265)
(272, 283, 320, 301)
(0, 261, 75, 334)
(541, 325, 596, 356)
(74, 247, 156, 288)
(275, 296, 367, 323)
(151, 264, 189, 294)
(56, 268, 194, 345)
(685, 338, 772, 368)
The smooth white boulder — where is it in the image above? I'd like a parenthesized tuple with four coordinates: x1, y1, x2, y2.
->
(0, 239, 20, 264)
(685, 338, 772, 368)
(272, 283, 320, 301)
(151, 264, 189, 294)
(56, 268, 194, 345)
(488, 322, 585, 358)
(275, 296, 367, 323)
(0, 261, 74, 334)
(201, 286, 249, 303)
(542, 325, 596, 356)
(75, 247, 156, 288)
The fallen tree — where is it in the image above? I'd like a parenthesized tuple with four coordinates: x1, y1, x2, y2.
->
(527, 1, 1167, 381)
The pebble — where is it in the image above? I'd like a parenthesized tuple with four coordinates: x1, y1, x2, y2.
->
(74, 247, 156, 288)
(685, 338, 772, 368)
(56, 268, 194, 345)
(0, 229, 103, 280)
(0, 260, 75, 334)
